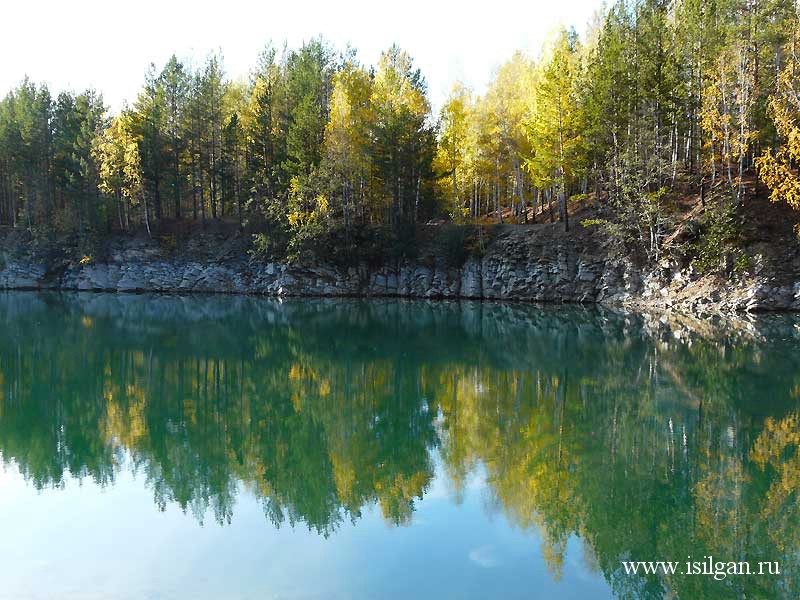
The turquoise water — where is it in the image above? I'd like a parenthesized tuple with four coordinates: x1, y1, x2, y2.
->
(0, 292, 798, 599)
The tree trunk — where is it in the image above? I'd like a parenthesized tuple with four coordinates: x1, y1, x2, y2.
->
(559, 187, 569, 233)
(143, 195, 152, 238)
(174, 148, 181, 219)
(117, 191, 124, 230)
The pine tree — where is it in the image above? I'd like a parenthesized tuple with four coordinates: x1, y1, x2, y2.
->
(369, 45, 436, 225)
(158, 55, 190, 219)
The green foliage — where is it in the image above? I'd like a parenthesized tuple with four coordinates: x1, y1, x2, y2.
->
(4, 294, 800, 599)
(284, 173, 334, 262)
(247, 200, 291, 260)
(691, 202, 750, 275)
(158, 233, 178, 256)
(433, 225, 492, 267)
(284, 39, 335, 181)
(371, 223, 420, 264)
(367, 46, 438, 226)
(526, 27, 584, 230)
(580, 217, 625, 241)
(74, 229, 107, 263)
(584, 145, 674, 262)
(1, 0, 799, 264)
(437, 226, 471, 267)
(250, 232, 277, 260)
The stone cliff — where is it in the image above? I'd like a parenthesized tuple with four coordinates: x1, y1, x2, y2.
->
(1, 225, 799, 312)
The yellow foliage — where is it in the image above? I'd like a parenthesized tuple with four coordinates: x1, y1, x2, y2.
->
(287, 189, 329, 230)
(330, 454, 357, 501)
(700, 46, 756, 188)
(291, 391, 304, 412)
(756, 39, 800, 211)
(92, 113, 143, 207)
(751, 412, 800, 551)
(288, 364, 301, 380)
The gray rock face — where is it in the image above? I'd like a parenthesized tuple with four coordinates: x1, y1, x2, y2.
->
(0, 260, 53, 289)
(1, 229, 798, 313)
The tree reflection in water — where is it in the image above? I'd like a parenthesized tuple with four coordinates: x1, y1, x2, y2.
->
(0, 292, 798, 598)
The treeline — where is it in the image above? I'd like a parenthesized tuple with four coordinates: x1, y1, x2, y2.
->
(1, 0, 799, 260)
(436, 0, 800, 257)
(0, 40, 437, 256)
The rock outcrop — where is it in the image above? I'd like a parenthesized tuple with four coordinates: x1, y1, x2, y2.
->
(1, 227, 799, 312)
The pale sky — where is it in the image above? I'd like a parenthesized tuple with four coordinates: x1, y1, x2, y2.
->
(2, 0, 603, 113)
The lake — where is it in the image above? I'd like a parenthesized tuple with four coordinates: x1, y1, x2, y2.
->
(0, 292, 798, 599)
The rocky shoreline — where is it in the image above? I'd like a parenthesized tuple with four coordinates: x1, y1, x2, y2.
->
(2, 227, 799, 313)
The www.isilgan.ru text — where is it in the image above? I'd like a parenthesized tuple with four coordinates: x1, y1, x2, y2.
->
(622, 557, 781, 581)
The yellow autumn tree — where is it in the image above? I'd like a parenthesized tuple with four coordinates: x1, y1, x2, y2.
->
(527, 28, 585, 231)
(323, 61, 375, 226)
(434, 82, 474, 220)
(751, 411, 800, 551)
(756, 34, 800, 219)
(483, 52, 537, 223)
(700, 44, 756, 204)
(92, 112, 145, 233)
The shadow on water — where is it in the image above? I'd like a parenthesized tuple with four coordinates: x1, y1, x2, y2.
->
(1, 291, 799, 598)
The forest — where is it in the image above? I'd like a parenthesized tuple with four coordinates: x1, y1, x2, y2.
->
(1, 0, 799, 263)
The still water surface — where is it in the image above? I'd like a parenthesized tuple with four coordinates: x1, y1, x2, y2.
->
(0, 292, 799, 599)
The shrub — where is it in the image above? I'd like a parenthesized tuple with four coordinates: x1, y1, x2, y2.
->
(691, 202, 750, 275)
(435, 225, 493, 267)
(159, 234, 177, 256)
(438, 226, 470, 267)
